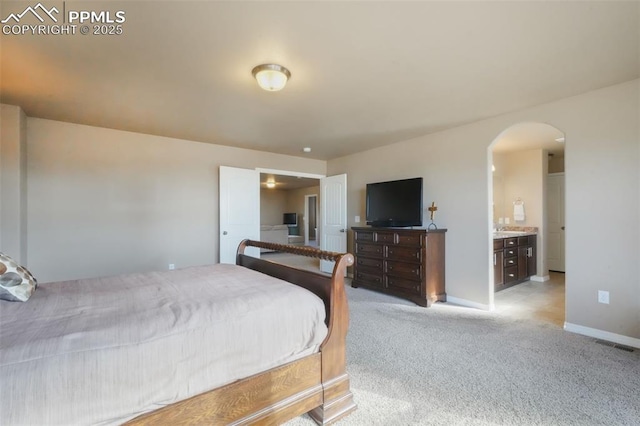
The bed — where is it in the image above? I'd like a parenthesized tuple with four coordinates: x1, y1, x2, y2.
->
(0, 240, 356, 425)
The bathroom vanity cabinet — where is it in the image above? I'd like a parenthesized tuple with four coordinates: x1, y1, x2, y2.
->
(493, 235, 536, 291)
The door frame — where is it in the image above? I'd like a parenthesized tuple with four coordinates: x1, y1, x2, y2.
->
(304, 194, 319, 246)
(255, 167, 325, 248)
(547, 172, 565, 272)
(256, 168, 325, 181)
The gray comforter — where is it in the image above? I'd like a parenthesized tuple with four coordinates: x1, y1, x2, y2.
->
(0, 263, 328, 425)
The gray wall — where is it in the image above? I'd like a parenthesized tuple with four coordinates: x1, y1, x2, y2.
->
(23, 117, 325, 282)
(0, 104, 27, 263)
(328, 79, 640, 343)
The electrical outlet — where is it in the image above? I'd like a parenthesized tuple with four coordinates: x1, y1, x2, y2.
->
(355, 215, 361, 223)
(504, 217, 510, 225)
(598, 290, 609, 304)
(168, 263, 175, 270)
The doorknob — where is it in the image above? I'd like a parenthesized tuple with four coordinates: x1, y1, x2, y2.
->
(561, 226, 565, 230)
(223, 231, 228, 235)
(340, 229, 346, 233)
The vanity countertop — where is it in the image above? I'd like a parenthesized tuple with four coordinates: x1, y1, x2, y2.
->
(493, 231, 537, 239)
(493, 226, 538, 239)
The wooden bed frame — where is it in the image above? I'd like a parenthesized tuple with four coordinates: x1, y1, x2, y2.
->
(126, 240, 357, 425)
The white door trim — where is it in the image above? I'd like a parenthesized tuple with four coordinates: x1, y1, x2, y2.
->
(255, 168, 325, 180)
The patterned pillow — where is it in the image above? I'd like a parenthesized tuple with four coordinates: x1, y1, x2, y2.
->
(0, 253, 37, 302)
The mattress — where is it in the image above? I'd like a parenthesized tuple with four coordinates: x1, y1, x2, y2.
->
(0, 263, 328, 425)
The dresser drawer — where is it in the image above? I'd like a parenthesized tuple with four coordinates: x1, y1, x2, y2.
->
(386, 276, 421, 295)
(397, 233, 423, 247)
(356, 257, 383, 270)
(375, 232, 397, 244)
(385, 260, 422, 279)
(354, 230, 375, 242)
(354, 271, 383, 288)
(493, 239, 504, 250)
(356, 242, 383, 258)
(504, 256, 518, 267)
(386, 245, 421, 262)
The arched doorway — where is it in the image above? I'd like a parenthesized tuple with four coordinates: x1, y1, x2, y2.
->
(488, 122, 566, 326)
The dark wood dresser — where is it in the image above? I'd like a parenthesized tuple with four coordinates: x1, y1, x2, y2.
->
(351, 227, 446, 307)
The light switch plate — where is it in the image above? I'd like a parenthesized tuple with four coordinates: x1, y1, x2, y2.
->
(355, 216, 360, 223)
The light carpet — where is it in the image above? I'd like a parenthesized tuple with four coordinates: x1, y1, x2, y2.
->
(286, 286, 640, 425)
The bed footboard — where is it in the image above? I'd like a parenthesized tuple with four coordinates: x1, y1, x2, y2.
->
(128, 241, 356, 426)
(237, 240, 357, 425)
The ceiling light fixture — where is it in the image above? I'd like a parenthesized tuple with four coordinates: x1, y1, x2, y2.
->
(555, 136, 565, 143)
(266, 180, 276, 189)
(302, 147, 311, 153)
(252, 64, 291, 91)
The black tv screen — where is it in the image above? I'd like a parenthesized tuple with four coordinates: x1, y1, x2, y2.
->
(366, 177, 423, 227)
(283, 212, 297, 226)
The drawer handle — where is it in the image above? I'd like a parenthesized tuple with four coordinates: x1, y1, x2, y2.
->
(508, 273, 515, 277)
(508, 260, 514, 264)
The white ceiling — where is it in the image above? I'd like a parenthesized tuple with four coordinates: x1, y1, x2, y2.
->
(1, 1, 638, 160)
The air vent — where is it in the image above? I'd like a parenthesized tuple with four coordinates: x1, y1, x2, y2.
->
(595, 339, 635, 352)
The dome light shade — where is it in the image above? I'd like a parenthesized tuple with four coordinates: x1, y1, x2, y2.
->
(252, 64, 291, 91)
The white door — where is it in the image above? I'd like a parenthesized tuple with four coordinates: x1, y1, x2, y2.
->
(547, 173, 565, 272)
(219, 166, 260, 264)
(320, 174, 347, 273)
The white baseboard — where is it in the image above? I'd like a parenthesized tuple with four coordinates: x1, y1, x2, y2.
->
(564, 322, 640, 349)
(531, 275, 550, 282)
(446, 296, 492, 311)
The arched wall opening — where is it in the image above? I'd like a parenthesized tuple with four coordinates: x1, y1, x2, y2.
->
(487, 122, 566, 320)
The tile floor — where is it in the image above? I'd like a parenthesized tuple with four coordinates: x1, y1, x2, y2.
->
(494, 271, 566, 327)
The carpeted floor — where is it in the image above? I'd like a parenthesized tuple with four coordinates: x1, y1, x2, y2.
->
(286, 285, 640, 425)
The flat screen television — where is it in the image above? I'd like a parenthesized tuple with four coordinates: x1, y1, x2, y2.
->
(283, 212, 297, 226)
(366, 177, 423, 227)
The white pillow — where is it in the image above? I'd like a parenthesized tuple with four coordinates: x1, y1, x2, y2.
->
(0, 253, 37, 302)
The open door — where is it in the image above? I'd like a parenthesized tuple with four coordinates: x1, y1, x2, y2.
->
(319, 174, 347, 273)
(219, 166, 260, 264)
